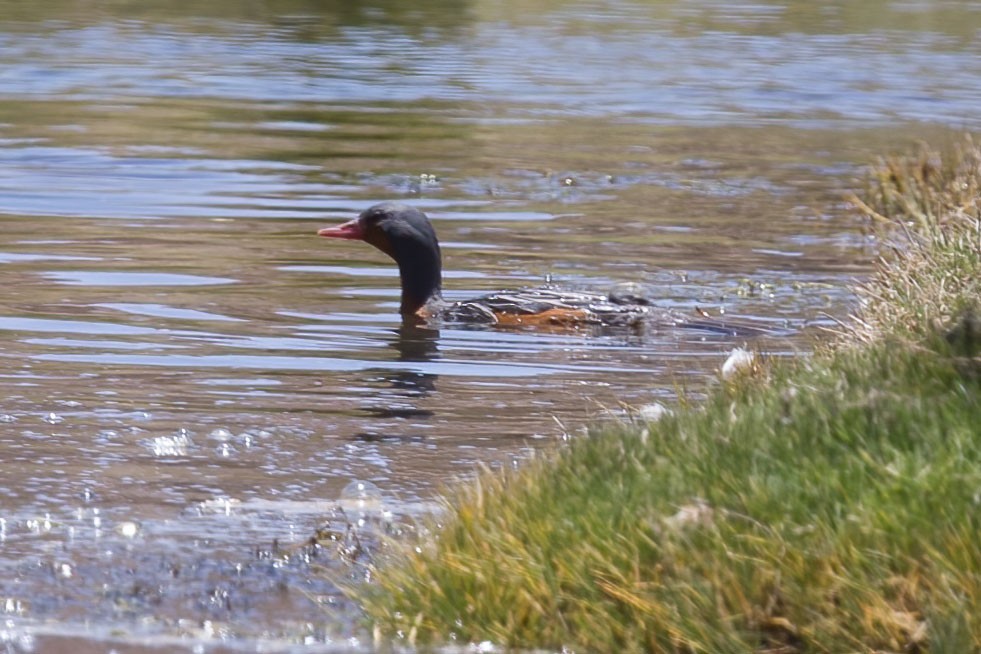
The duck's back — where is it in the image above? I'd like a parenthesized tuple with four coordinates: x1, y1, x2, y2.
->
(441, 287, 655, 328)
(438, 286, 768, 336)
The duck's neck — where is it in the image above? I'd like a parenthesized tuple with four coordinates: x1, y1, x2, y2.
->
(396, 252, 443, 316)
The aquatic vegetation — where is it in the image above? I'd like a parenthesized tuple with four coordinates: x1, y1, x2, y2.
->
(357, 139, 981, 652)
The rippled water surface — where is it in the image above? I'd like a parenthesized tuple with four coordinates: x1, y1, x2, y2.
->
(2, 0, 980, 650)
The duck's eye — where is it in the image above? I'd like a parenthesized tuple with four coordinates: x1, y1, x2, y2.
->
(360, 209, 389, 229)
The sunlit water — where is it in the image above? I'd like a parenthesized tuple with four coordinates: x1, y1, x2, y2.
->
(1, 0, 980, 650)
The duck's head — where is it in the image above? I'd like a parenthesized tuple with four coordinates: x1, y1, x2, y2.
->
(319, 202, 443, 317)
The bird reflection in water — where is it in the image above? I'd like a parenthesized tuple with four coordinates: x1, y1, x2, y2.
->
(385, 323, 440, 397)
(349, 323, 440, 442)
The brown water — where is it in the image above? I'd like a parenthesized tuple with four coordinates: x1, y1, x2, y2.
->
(1, 0, 980, 650)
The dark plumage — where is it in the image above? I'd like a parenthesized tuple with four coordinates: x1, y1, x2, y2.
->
(318, 202, 758, 334)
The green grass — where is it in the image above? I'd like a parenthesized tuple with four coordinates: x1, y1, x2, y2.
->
(847, 135, 981, 343)
(356, 138, 981, 652)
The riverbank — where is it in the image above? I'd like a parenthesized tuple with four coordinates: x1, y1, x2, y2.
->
(358, 139, 981, 652)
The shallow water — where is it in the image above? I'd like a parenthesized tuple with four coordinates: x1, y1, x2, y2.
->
(1, 0, 980, 650)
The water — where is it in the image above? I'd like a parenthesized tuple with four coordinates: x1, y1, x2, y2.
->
(1, 0, 979, 650)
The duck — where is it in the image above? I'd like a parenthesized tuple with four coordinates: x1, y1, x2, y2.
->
(318, 202, 756, 334)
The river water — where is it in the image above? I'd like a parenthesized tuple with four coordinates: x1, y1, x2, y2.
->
(1, 1, 979, 651)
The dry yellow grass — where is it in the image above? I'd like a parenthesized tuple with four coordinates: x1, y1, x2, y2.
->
(847, 136, 981, 343)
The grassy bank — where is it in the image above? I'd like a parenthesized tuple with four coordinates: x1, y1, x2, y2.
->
(358, 139, 981, 652)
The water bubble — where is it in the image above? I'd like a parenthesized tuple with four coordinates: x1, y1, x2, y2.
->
(195, 497, 240, 516)
(27, 515, 53, 534)
(147, 430, 194, 457)
(341, 480, 381, 502)
(114, 521, 140, 538)
(0, 414, 17, 423)
(208, 427, 233, 442)
(339, 480, 383, 512)
(3, 597, 26, 615)
(42, 412, 63, 424)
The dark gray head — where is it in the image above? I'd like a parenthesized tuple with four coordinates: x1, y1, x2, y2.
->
(318, 203, 443, 316)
